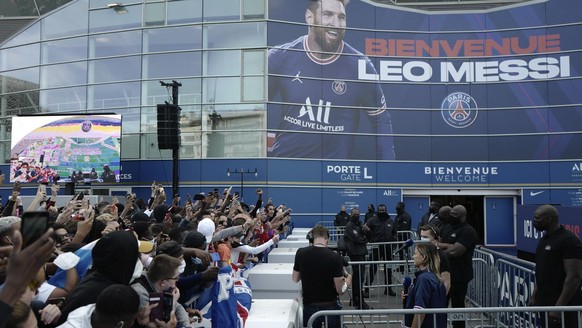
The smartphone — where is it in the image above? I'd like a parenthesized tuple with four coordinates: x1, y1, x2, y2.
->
(210, 252, 220, 266)
(21, 211, 50, 248)
(162, 292, 173, 322)
(149, 293, 164, 322)
(76, 192, 84, 201)
(234, 191, 239, 197)
(148, 292, 173, 322)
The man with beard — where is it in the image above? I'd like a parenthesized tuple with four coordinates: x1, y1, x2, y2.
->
(436, 205, 477, 328)
(364, 204, 396, 296)
(528, 205, 582, 328)
(268, 0, 394, 160)
(343, 207, 372, 309)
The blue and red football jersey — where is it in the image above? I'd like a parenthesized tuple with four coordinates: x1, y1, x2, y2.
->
(268, 35, 395, 160)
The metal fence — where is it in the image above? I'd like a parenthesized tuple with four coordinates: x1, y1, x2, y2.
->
(307, 306, 582, 328)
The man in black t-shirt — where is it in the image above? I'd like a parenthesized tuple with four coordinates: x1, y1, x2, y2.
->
(529, 205, 582, 328)
(293, 225, 352, 328)
(437, 205, 477, 328)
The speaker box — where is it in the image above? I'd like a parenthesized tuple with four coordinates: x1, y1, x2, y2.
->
(157, 104, 181, 149)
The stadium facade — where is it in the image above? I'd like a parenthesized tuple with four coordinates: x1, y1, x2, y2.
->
(1, 0, 581, 247)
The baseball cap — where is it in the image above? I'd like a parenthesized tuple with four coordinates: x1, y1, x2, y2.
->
(138, 240, 154, 253)
(197, 218, 216, 244)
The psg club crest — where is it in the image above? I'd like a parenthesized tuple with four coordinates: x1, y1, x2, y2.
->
(332, 80, 346, 95)
(81, 120, 93, 132)
(441, 92, 478, 128)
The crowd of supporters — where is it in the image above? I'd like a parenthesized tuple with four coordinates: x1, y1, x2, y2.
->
(0, 174, 291, 328)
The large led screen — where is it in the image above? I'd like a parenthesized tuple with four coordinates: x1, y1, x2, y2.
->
(10, 115, 122, 183)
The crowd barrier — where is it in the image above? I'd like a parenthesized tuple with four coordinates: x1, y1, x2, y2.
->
(307, 306, 582, 328)
(281, 224, 560, 328)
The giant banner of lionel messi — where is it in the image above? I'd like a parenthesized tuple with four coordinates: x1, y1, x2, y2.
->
(267, 0, 582, 162)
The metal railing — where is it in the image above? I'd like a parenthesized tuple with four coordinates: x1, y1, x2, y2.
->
(307, 306, 582, 328)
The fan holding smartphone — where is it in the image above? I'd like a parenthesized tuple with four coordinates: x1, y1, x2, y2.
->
(21, 211, 51, 248)
(131, 254, 188, 327)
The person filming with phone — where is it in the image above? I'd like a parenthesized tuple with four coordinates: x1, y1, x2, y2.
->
(131, 254, 191, 327)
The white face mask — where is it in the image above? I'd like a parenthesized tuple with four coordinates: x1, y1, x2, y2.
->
(178, 259, 186, 274)
(132, 258, 144, 280)
(420, 236, 431, 242)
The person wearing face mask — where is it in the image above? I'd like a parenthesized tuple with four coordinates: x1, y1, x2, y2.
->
(418, 225, 450, 295)
(58, 230, 143, 324)
(334, 206, 350, 227)
(528, 205, 582, 328)
(402, 243, 447, 328)
(216, 232, 246, 268)
(343, 207, 372, 309)
(365, 204, 396, 296)
(435, 205, 477, 328)
(176, 231, 219, 311)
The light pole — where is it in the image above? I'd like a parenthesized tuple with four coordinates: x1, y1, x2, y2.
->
(226, 168, 258, 201)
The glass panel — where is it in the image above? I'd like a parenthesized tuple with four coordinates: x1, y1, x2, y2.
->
(206, 50, 240, 76)
(40, 86, 87, 112)
(144, 2, 166, 26)
(89, 5, 142, 33)
(89, 56, 141, 83)
(0, 68, 40, 92)
(142, 78, 201, 107)
(144, 52, 201, 79)
(41, 62, 87, 88)
(1, 44, 40, 71)
(1, 91, 40, 116)
(204, 22, 266, 49)
(243, 50, 264, 75)
(243, 76, 264, 101)
(120, 134, 139, 159)
(180, 131, 202, 158)
(42, 1, 88, 40)
(4, 22, 41, 47)
(203, 103, 265, 130)
(204, 131, 264, 158)
(42, 36, 88, 64)
(90, 31, 141, 58)
(141, 133, 173, 159)
(242, 0, 265, 19)
(116, 107, 142, 134)
(203, 0, 240, 22)
(144, 26, 202, 52)
(88, 82, 140, 110)
(203, 77, 240, 103)
(168, 0, 202, 24)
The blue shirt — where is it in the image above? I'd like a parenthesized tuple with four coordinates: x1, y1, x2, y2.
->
(404, 269, 447, 328)
(268, 36, 395, 160)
